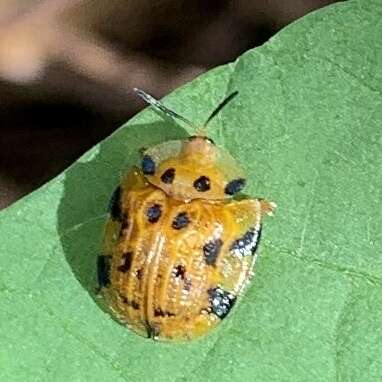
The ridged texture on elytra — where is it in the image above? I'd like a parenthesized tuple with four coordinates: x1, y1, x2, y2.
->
(100, 169, 271, 341)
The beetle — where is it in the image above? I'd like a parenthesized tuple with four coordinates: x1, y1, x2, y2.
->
(98, 89, 275, 341)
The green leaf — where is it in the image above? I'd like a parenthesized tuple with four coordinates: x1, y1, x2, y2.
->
(1, 1, 381, 380)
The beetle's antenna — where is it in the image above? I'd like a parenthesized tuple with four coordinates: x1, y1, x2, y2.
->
(204, 91, 239, 127)
(134, 88, 195, 128)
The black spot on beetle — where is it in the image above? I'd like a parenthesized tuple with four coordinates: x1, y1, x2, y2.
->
(160, 168, 176, 184)
(208, 287, 236, 319)
(174, 264, 186, 279)
(184, 278, 192, 291)
(172, 212, 190, 229)
(251, 226, 262, 255)
(225, 178, 246, 195)
(154, 308, 175, 317)
(193, 176, 211, 192)
(97, 255, 112, 287)
(118, 293, 139, 309)
(136, 269, 143, 280)
(142, 154, 156, 175)
(108, 186, 122, 221)
(203, 238, 223, 266)
(173, 265, 192, 291)
(230, 225, 262, 257)
(117, 251, 133, 273)
(119, 213, 129, 237)
(147, 204, 162, 223)
(154, 308, 165, 317)
(121, 213, 129, 228)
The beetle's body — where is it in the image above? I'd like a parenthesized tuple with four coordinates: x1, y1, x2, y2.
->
(98, 90, 275, 341)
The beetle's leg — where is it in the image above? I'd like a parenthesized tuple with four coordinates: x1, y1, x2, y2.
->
(139, 147, 147, 156)
(258, 199, 277, 216)
(121, 166, 148, 190)
(226, 198, 276, 218)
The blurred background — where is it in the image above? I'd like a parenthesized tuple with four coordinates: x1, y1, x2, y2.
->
(0, 0, 340, 209)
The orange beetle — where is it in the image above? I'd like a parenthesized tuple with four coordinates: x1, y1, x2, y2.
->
(98, 89, 275, 341)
